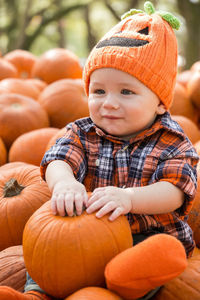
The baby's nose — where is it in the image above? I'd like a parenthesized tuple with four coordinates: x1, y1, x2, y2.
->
(103, 94, 119, 109)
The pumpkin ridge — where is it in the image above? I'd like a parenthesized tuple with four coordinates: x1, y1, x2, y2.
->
(25, 211, 52, 274)
(5, 202, 16, 246)
(174, 276, 200, 295)
(53, 217, 65, 293)
(98, 216, 122, 254)
(39, 214, 61, 288)
(1, 266, 25, 282)
(76, 218, 88, 287)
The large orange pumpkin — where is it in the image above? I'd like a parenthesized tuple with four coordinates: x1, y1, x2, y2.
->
(31, 48, 82, 84)
(0, 162, 33, 172)
(0, 58, 18, 80)
(194, 140, 200, 156)
(0, 245, 26, 292)
(171, 115, 200, 144)
(0, 93, 49, 149)
(176, 70, 193, 88)
(4, 49, 37, 79)
(46, 127, 66, 151)
(38, 79, 89, 128)
(191, 61, 200, 72)
(170, 82, 197, 123)
(0, 164, 51, 251)
(152, 254, 200, 300)
(187, 162, 200, 247)
(65, 287, 122, 300)
(9, 127, 59, 166)
(187, 70, 200, 109)
(23, 200, 133, 298)
(0, 78, 40, 100)
(0, 138, 7, 166)
(25, 78, 47, 92)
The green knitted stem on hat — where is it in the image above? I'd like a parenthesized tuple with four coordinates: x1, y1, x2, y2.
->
(144, 1, 155, 15)
(158, 11, 180, 30)
(121, 9, 143, 20)
(121, 1, 180, 30)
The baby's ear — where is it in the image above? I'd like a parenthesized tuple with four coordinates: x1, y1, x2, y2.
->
(157, 102, 166, 115)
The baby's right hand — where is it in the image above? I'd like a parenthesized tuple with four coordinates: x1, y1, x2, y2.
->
(50, 180, 88, 217)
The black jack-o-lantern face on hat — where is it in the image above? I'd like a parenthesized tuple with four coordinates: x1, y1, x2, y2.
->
(83, 2, 180, 109)
(96, 20, 150, 49)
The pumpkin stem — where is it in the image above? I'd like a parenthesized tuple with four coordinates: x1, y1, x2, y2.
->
(3, 178, 25, 197)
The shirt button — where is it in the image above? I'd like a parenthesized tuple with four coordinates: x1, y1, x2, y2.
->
(123, 145, 129, 151)
(95, 159, 100, 166)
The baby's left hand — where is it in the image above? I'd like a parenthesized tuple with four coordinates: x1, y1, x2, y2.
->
(86, 186, 132, 221)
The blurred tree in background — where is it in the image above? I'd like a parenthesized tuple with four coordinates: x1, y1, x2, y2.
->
(0, 0, 199, 69)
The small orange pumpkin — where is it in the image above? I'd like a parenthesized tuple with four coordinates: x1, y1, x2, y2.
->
(9, 127, 59, 166)
(0, 58, 18, 80)
(23, 200, 132, 298)
(4, 49, 37, 79)
(65, 287, 122, 300)
(0, 138, 7, 166)
(46, 127, 66, 151)
(25, 78, 47, 92)
(187, 162, 200, 247)
(0, 245, 26, 292)
(0, 93, 49, 149)
(0, 164, 51, 251)
(176, 70, 193, 88)
(31, 48, 82, 84)
(187, 70, 200, 109)
(170, 82, 197, 123)
(191, 61, 200, 72)
(38, 79, 89, 128)
(0, 78, 40, 100)
(171, 115, 200, 144)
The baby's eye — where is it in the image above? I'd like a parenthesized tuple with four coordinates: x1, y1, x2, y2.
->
(121, 89, 134, 95)
(94, 89, 105, 94)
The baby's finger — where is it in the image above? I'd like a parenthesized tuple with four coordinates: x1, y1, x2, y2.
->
(64, 193, 75, 217)
(92, 187, 106, 194)
(56, 194, 66, 217)
(74, 193, 83, 216)
(87, 192, 103, 207)
(51, 194, 58, 215)
(95, 201, 116, 218)
(86, 198, 105, 214)
(108, 207, 124, 221)
(82, 191, 89, 207)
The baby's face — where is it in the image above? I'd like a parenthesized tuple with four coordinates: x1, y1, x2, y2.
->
(88, 68, 166, 139)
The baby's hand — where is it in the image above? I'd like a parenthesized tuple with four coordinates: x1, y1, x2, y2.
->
(86, 186, 132, 221)
(51, 180, 88, 217)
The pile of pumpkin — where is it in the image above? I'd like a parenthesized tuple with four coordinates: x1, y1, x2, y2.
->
(0, 48, 200, 299)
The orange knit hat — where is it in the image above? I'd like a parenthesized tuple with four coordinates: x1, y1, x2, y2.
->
(83, 1, 180, 109)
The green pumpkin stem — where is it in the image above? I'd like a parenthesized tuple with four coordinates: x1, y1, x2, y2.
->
(3, 178, 25, 197)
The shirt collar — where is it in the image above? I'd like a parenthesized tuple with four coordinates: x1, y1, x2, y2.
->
(74, 112, 186, 144)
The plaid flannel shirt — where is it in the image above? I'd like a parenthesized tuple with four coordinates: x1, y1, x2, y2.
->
(41, 112, 199, 257)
